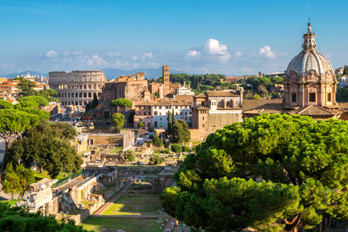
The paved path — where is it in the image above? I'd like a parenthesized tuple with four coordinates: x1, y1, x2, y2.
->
(162, 217, 177, 232)
(93, 179, 134, 215)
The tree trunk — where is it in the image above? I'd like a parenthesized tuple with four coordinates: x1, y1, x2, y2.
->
(40, 166, 44, 173)
(284, 214, 302, 232)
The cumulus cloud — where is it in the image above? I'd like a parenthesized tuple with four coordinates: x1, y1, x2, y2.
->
(45, 50, 59, 58)
(186, 50, 200, 57)
(185, 38, 231, 62)
(87, 55, 108, 67)
(259, 45, 276, 58)
(142, 52, 153, 59)
(235, 51, 243, 57)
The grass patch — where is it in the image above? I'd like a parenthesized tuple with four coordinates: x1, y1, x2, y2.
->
(110, 147, 123, 153)
(33, 171, 68, 182)
(0, 199, 21, 206)
(82, 217, 163, 232)
(102, 193, 163, 216)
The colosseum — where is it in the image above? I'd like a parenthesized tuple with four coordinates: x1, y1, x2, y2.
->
(49, 70, 107, 106)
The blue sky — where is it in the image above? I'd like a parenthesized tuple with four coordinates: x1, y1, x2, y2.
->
(0, 0, 347, 75)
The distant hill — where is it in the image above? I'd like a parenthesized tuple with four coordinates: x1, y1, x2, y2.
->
(1, 68, 186, 79)
(102, 67, 186, 80)
(1, 71, 47, 78)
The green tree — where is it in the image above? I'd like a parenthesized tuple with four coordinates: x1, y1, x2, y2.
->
(92, 93, 99, 109)
(124, 150, 136, 162)
(0, 99, 14, 109)
(149, 154, 165, 165)
(2, 163, 21, 199)
(110, 98, 132, 113)
(15, 77, 36, 96)
(172, 119, 190, 143)
(0, 203, 90, 231)
(15, 164, 35, 199)
(153, 131, 161, 146)
(167, 111, 172, 136)
(6, 121, 82, 178)
(0, 109, 40, 179)
(161, 114, 348, 231)
(17, 96, 49, 108)
(112, 113, 125, 132)
(138, 119, 145, 128)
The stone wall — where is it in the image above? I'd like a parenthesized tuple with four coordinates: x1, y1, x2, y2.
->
(49, 70, 107, 106)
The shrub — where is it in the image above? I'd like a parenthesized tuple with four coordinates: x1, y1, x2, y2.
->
(149, 154, 165, 165)
(171, 144, 182, 153)
(124, 150, 136, 162)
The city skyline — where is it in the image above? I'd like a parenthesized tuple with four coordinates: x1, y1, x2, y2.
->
(1, 0, 347, 75)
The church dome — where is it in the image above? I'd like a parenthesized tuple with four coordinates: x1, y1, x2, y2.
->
(286, 23, 334, 76)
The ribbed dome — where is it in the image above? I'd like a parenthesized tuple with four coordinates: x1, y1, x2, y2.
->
(286, 50, 333, 75)
(286, 22, 333, 76)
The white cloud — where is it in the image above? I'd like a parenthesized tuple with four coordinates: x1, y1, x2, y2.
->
(142, 52, 153, 59)
(45, 50, 59, 58)
(259, 45, 276, 58)
(186, 50, 200, 57)
(185, 38, 231, 62)
(108, 51, 121, 57)
(235, 51, 243, 57)
(87, 55, 108, 67)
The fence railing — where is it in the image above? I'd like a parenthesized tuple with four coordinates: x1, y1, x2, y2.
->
(54, 169, 84, 188)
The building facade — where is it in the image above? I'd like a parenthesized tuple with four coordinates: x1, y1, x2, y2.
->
(134, 96, 193, 129)
(49, 70, 107, 106)
(244, 22, 342, 120)
(284, 22, 337, 108)
(191, 89, 244, 139)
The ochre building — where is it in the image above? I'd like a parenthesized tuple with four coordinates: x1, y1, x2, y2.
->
(49, 70, 107, 106)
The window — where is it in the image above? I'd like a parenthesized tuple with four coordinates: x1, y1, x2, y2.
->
(292, 93, 296, 103)
(309, 93, 316, 102)
(328, 93, 332, 102)
(154, 111, 158, 115)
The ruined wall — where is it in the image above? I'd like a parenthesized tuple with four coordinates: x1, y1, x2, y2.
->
(88, 134, 123, 146)
(204, 112, 242, 135)
(190, 112, 243, 141)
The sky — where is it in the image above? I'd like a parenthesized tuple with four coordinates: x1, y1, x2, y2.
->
(0, 0, 348, 76)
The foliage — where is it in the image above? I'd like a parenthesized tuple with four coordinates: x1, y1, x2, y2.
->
(166, 74, 226, 94)
(6, 120, 82, 178)
(16, 95, 49, 109)
(161, 114, 348, 231)
(336, 85, 348, 102)
(0, 99, 14, 109)
(124, 150, 136, 162)
(127, 110, 135, 125)
(110, 98, 132, 109)
(171, 144, 182, 153)
(244, 92, 262, 99)
(149, 154, 165, 165)
(92, 93, 99, 109)
(160, 148, 170, 154)
(3, 163, 34, 199)
(181, 145, 191, 152)
(153, 131, 161, 146)
(243, 75, 284, 98)
(167, 111, 172, 135)
(343, 65, 348, 75)
(15, 77, 36, 97)
(0, 203, 90, 231)
(154, 91, 160, 98)
(138, 119, 145, 128)
(2, 163, 21, 199)
(172, 119, 190, 143)
(20, 108, 50, 121)
(112, 113, 125, 132)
